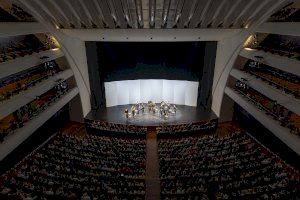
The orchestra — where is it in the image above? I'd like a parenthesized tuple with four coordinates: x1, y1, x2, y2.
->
(124, 101, 177, 119)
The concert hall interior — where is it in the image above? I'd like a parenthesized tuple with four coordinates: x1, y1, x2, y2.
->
(0, 0, 300, 199)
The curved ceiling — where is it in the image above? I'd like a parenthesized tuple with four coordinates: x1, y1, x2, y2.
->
(17, 0, 288, 29)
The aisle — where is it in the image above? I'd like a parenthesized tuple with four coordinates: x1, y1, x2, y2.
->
(146, 127, 161, 200)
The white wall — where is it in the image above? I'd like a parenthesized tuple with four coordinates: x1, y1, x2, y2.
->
(52, 32, 92, 117)
(105, 79, 199, 107)
(211, 33, 247, 116)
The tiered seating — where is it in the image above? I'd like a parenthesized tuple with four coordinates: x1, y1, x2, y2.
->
(0, 4, 35, 22)
(0, 81, 70, 142)
(156, 119, 217, 136)
(253, 34, 300, 61)
(235, 81, 300, 135)
(0, 35, 50, 63)
(244, 61, 300, 98)
(0, 61, 60, 102)
(268, 3, 300, 22)
(85, 120, 147, 135)
(0, 133, 146, 199)
(159, 132, 300, 199)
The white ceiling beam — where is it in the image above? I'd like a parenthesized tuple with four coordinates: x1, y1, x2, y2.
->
(230, 0, 257, 27)
(247, 0, 272, 21)
(188, 0, 207, 28)
(61, 28, 242, 41)
(235, 0, 271, 28)
(173, 0, 185, 27)
(83, 1, 104, 28)
(121, 0, 133, 27)
(106, 0, 118, 24)
(47, 0, 71, 28)
(38, 0, 68, 28)
(63, 0, 84, 27)
(178, 0, 197, 28)
(246, 0, 293, 27)
(28, 0, 60, 27)
(32, 0, 58, 22)
(209, 0, 227, 27)
(127, 0, 139, 28)
(149, 0, 156, 28)
(113, 0, 128, 28)
(91, 0, 108, 27)
(51, 0, 80, 28)
(95, 0, 115, 28)
(67, 0, 92, 28)
(220, 0, 242, 28)
(135, 0, 144, 28)
(177, 0, 194, 28)
(77, 0, 95, 27)
(202, 0, 223, 27)
(161, 0, 171, 28)
(197, 0, 213, 28)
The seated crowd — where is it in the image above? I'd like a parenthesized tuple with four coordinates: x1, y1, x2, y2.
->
(0, 81, 70, 142)
(0, 60, 60, 102)
(269, 4, 300, 22)
(244, 61, 300, 98)
(0, 34, 51, 63)
(0, 132, 146, 199)
(156, 120, 217, 136)
(86, 120, 147, 135)
(253, 34, 300, 60)
(0, 4, 35, 22)
(159, 131, 300, 199)
(235, 81, 300, 135)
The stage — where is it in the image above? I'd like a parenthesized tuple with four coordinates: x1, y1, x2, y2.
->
(85, 104, 217, 126)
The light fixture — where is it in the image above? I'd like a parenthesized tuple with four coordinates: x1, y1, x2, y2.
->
(244, 47, 255, 51)
(161, 0, 171, 28)
(149, 0, 156, 28)
(135, 0, 143, 28)
(243, 34, 258, 48)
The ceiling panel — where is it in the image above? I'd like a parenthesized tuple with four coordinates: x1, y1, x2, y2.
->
(16, 0, 291, 30)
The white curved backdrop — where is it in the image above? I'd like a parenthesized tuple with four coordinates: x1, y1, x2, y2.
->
(105, 79, 199, 107)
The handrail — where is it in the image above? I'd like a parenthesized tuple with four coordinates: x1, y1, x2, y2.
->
(245, 70, 300, 98)
(234, 87, 281, 121)
(0, 71, 59, 103)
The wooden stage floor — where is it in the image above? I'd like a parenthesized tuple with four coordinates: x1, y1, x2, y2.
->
(85, 104, 218, 126)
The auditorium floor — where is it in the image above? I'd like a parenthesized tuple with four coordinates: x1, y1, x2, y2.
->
(216, 121, 243, 138)
(146, 128, 161, 199)
(53, 121, 243, 199)
(61, 123, 163, 199)
(59, 121, 240, 199)
(4, 120, 300, 199)
(62, 121, 238, 138)
(59, 121, 87, 137)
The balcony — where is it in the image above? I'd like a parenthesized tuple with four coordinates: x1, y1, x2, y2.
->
(0, 48, 64, 80)
(230, 68, 300, 116)
(0, 69, 73, 120)
(0, 87, 79, 160)
(257, 22, 300, 37)
(240, 48, 300, 77)
(225, 87, 300, 156)
(0, 22, 46, 37)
